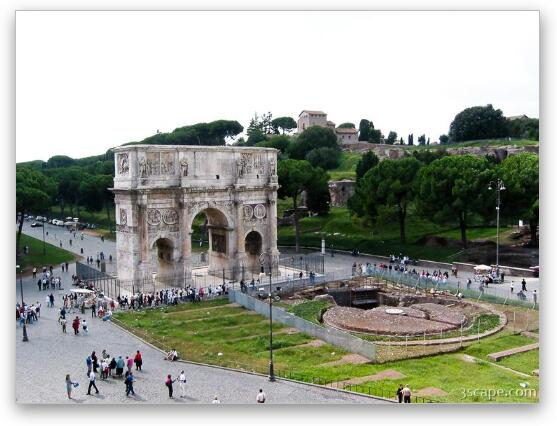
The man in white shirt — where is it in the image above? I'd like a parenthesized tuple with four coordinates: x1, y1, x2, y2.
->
(178, 370, 187, 398)
(212, 395, 221, 404)
(87, 371, 99, 395)
(256, 389, 266, 403)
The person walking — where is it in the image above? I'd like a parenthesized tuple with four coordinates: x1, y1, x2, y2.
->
(65, 374, 77, 399)
(61, 317, 67, 333)
(91, 302, 96, 318)
(109, 357, 117, 377)
(165, 374, 176, 398)
(533, 290, 538, 305)
(522, 278, 527, 292)
(116, 356, 125, 378)
(86, 355, 92, 376)
(87, 371, 99, 395)
(134, 350, 143, 371)
(82, 319, 89, 335)
(256, 388, 266, 403)
(126, 356, 133, 374)
(126, 371, 135, 396)
(402, 385, 411, 403)
(32, 267, 37, 279)
(510, 281, 514, 294)
(49, 293, 54, 308)
(91, 351, 98, 372)
(178, 370, 187, 398)
(72, 316, 80, 335)
(396, 384, 404, 403)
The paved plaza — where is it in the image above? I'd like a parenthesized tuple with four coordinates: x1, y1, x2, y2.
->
(15, 262, 386, 404)
(20, 221, 540, 302)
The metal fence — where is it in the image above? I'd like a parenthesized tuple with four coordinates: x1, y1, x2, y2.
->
(361, 266, 538, 309)
(229, 289, 377, 360)
(279, 253, 325, 275)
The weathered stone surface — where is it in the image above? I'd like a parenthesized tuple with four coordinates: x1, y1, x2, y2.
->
(314, 294, 337, 304)
(112, 145, 280, 284)
(323, 302, 467, 336)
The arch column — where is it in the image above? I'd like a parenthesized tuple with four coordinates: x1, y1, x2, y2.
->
(235, 200, 247, 280)
(181, 202, 192, 287)
(268, 195, 280, 276)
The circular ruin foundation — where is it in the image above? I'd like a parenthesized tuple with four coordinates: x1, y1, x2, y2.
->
(323, 302, 468, 336)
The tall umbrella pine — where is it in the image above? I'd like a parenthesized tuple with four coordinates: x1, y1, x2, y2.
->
(415, 155, 495, 248)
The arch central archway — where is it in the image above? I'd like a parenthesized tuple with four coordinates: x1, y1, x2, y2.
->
(244, 230, 263, 273)
(189, 207, 231, 277)
(153, 237, 176, 278)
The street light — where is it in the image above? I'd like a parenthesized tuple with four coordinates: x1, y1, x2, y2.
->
(268, 272, 276, 382)
(260, 253, 275, 382)
(488, 179, 506, 278)
(16, 265, 29, 342)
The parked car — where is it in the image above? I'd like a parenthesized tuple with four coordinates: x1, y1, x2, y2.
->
(30, 222, 43, 227)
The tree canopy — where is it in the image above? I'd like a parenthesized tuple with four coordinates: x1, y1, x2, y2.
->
(415, 155, 494, 247)
(338, 122, 356, 129)
(355, 150, 379, 180)
(305, 147, 341, 170)
(358, 119, 373, 141)
(287, 126, 340, 160)
(278, 159, 330, 252)
(271, 116, 297, 134)
(448, 104, 508, 142)
(498, 153, 539, 243)
(386, 131, 398, 145)
(358, 157, 422, 242)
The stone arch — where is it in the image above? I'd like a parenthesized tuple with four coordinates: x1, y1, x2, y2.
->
(152, 237, 177, 278)
(187, 206, 232, 276)
(244, 230, 263, 274)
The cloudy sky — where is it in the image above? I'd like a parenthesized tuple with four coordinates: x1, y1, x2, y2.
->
(16, 10, 539, 162)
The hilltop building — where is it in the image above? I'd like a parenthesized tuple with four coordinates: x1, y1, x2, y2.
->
(297, 110, 358, 146)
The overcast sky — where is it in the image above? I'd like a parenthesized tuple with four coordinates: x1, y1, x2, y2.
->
(16, 10, 539, 163)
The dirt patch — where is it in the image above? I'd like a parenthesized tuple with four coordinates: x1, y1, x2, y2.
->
(414, 387, 449, 397)
(459, 354, 476, 363)
(320, 353, 370, 367)
(281, 327, 301, 335)
(327, 369, 405, 387)
(293, 340, 326, 348)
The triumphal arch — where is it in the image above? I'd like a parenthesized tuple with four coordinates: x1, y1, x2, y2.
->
(112, 145, 280, 285)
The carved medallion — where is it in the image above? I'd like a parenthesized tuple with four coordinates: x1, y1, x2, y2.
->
(254, 204, 267, 219)
(119, 208, 127, 225)
(162, 209, 178, 225)
(147, 209, 162, 225)
(243, 205, 254, 220)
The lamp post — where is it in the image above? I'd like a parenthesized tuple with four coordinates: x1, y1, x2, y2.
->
(260, 253, 275, 382)
(42, 221, 46, 255)
(268, 272, 275, 382)
(488, 179, 505, 278)
(16, 265, 29, 342)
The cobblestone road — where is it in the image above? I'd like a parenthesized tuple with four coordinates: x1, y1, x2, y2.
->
(15, 264, 386, 404)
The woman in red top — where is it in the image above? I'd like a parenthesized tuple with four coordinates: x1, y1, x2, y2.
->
(72, 317, 80, 335)
(134, 350, 142, 371)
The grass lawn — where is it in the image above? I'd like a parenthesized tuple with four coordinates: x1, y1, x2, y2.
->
(113, 300, 539, 403)
(287, 300, 333, 324)
(407, 139, 538, 150)
(276, 206, 498, 262)
(498, 349, 539, 375)
(16, 233, 76, 271)
(329, 152, 362, 180)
